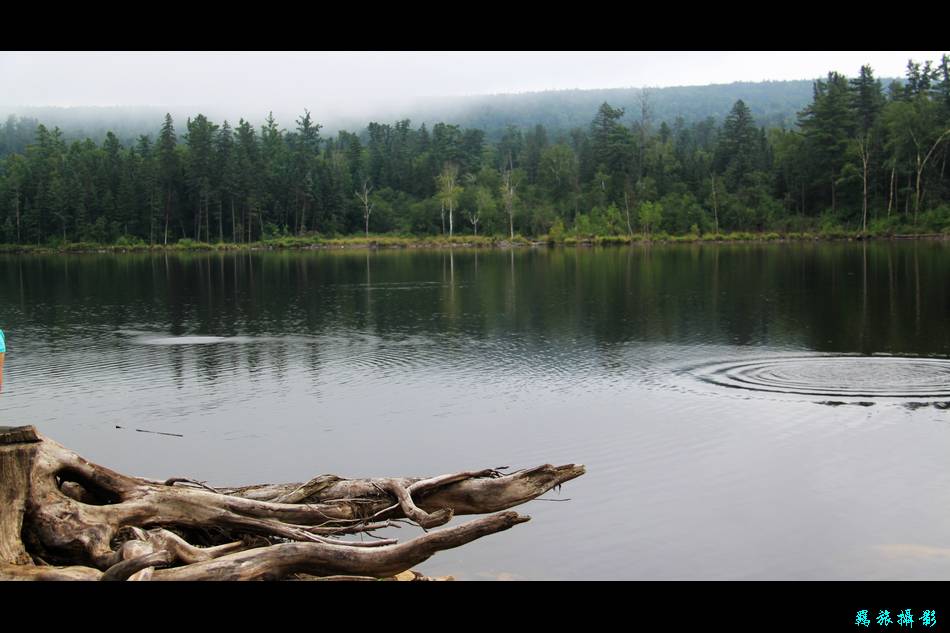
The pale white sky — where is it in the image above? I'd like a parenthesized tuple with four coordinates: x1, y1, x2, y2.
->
(1, 51, 945, 117)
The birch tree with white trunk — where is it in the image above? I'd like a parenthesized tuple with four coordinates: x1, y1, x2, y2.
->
(436, 164, 462, 238)
(355, 179, 374, 238)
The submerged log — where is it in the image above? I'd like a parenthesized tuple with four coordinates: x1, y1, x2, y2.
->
(0, 426, 584, 580)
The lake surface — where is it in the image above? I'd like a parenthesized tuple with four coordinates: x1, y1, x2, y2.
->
(2, 242, 950, 580)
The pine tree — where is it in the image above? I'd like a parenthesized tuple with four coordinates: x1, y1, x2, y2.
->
(523, 124, 548, 184)
(235, 119, 261, 242)
(590, 102, 625, 173)
(716, 99, 759, 191)
(157, 114, 179, 244)
(850, 65, 885, 135)
(185, 114, 217, 241)
(135, 134, 160, 244)
(292, 110, 321, 235)
(936, 54, 950, 111)
(798, 74, 855, 212)
(214, 121, 237, 242)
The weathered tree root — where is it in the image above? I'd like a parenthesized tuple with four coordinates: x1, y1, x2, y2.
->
(0, 426, 584, 580)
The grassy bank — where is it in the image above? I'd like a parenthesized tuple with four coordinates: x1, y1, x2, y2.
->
(0, 234, 522, 254)
(0, 229, 947, 254)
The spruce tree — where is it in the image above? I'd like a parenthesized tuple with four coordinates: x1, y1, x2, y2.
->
(798, 73, 855, 212)
(850, 65, 885, 134)
(716, 99, 759, 191)
(157, 114, 179, 244)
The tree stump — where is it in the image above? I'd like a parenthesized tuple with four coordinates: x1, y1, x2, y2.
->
(0, 426, 584, 580)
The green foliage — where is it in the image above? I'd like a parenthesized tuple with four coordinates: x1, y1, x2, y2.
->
(114, 235, 146, 248)
(528, 204, 557, 236)
(638, 201, 663, 235)
(583, 204, 625, 236)
(547, 217, 566, 242)
(573, 213, 593, 236)
(915, 205, 950, 232)
(0, 56, 947, 246)
(716, 99, 761, 190)
(658, 192, 707, 234)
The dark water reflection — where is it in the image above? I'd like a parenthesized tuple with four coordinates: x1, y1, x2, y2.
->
(1, 242, 949, 579)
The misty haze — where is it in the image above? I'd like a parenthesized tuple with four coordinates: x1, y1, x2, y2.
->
(1, 51, 949, 586)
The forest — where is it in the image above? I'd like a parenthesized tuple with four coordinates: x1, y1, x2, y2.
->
(0, 56, 948, 248)
(0, 79, 819, 155)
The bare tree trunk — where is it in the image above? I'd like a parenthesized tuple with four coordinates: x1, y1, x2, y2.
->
(0, 426, 582, 581)
(502, 170, 516, 240)
(887, 166, 895, 217)
(164, 190, 171, 246)
(195, 195, 201, 241)
(573, 178, 580, 219)
(862, 166, 869, 235)
(15, 190, 20, 244)
(711, 177, 720, 235)
(801, 181, 805, 220)
(356, 180, 373, 239)
(905, 173, 911, 217)
(623, 191, 633, 236)
(860, 136, 870, 235)
(830, 172, 836, 215)
(913, 129, 950, 220)
(293, 193, 298, 237)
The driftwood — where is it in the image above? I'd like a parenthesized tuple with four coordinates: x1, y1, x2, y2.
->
(0, 426, 584, 580)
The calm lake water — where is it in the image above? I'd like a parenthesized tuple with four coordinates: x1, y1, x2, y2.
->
(2, 242, 950, 580)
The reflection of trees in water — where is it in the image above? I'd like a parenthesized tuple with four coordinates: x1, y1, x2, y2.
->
(0, 244, 948, 375)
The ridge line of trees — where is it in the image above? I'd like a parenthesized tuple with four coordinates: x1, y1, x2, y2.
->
(1, 56, 948, 245)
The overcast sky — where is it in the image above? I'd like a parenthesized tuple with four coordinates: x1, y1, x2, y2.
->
(2, 51, 945, 118)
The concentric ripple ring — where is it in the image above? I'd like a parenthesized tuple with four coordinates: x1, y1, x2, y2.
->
(688, 355, 950, 399)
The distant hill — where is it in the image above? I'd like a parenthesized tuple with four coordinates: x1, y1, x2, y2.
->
(1, 106, 182, 156)
(343, 80, 826, 140)
(0, 78, 898, 155)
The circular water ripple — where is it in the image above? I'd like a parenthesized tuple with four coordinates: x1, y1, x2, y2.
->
(688, 355, 950, 399)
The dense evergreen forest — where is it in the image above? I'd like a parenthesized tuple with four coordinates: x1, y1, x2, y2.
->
(1, 57, 948, 247)
(0, 80, 820, 157)
(330, 79, 820, 141)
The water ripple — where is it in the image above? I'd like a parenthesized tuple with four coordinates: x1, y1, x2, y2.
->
(686, 355, 950, 400)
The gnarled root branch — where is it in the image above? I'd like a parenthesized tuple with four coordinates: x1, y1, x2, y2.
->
(0, 425, 584, 580)
(151, 511, 529, 581)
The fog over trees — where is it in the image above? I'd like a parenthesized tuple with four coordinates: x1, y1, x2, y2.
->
(1, 57, 948, 245)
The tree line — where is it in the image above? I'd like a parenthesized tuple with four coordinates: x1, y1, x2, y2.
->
(1, 56, 948, 246)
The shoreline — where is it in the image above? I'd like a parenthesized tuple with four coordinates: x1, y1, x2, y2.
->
(0, 231, 947, 255)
